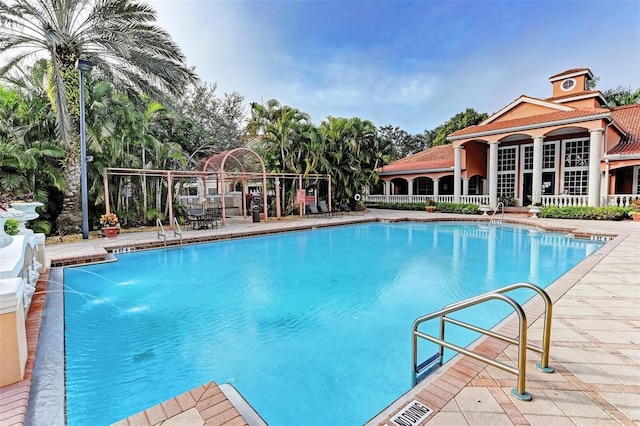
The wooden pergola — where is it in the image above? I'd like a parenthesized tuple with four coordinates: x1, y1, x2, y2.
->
(104, 147, 331, 229)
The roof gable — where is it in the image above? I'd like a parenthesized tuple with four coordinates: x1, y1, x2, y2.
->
(378, 144, 454, 173)
(481, 96, 572, 125)
(548, 68, 593, 82)
(449, 108, 611, 139)
(546, 90, 602, 103)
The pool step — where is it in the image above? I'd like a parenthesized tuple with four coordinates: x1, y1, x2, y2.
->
(415, 352, 442, 383)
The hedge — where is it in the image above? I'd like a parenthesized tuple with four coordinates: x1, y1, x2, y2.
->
(539, 206, 630, 220)
(364, 202, 425, 211)
(365, 201, 479, 214)
(436, 202, 479, 214)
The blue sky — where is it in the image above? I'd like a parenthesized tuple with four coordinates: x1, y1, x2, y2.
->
(149, 0, 640, 134)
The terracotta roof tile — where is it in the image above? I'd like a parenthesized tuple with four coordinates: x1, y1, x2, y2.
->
(545, 90, 602, 102)
(378, 145, 454, 172)
(608, 104, 640, 155)
(449, 108, 610, 138)
(549, 68, 591, 79)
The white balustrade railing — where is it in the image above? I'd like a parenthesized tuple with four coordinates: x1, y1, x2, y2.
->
(366, 193, 637, 208)
(366, 194, 450, 204)
(603, 194, 638, 208)
(461, 195, 491, 205)
(541, 195, 588, 207)
(366, 194, 490, 205)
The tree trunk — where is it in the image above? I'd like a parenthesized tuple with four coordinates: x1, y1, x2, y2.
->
(55, 133, 83, 234)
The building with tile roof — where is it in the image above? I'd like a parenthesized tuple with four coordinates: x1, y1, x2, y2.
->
(373, 68, 640, 208)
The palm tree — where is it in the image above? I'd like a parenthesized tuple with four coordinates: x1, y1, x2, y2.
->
(249, 99, 311, 173)
(0, 0, 197, 233)
(318, 116, 386, 204)
(602, 86, 640, 108)
(249, 100, 319, 214)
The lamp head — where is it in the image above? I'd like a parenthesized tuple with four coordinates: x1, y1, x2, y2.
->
(75, 58, 94, 72)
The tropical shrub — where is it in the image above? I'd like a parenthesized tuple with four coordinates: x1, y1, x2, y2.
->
(497, 195, 516, 207)
(365, 202, 425, 211)
(436, 202, 479, 214)
(365, 201, 480, 214)
(145, 208, 165, 225)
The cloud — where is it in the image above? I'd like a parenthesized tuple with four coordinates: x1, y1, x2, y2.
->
(149, 0, 640, 135)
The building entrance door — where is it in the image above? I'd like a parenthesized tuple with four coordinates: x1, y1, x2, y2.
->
(523, 173, 532, 205)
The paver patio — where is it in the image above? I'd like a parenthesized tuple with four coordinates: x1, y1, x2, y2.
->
(1, 209, 637, 425)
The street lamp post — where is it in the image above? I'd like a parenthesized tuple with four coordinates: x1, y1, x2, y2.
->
(75, 58, 93, 239)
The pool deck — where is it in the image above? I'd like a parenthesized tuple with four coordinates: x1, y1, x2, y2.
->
(1, 209, 638, 425)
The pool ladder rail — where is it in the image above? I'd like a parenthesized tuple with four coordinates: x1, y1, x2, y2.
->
(489, 201, 505, 224)
(156, 218, 183, 249)
(412, 282, 554, 401)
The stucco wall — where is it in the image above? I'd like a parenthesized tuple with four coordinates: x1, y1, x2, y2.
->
(493, 103, 552, 122)
(463, 141, 488, 178)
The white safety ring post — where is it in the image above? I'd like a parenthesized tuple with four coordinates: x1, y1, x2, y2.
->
(354, 193, 361, 202)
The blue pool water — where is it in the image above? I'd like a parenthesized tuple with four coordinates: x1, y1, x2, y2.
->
(64, 222, 602, 425)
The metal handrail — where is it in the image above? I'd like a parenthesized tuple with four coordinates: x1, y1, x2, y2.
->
(173, 217, 183, 246)
(412, 282, 554, 401)
(489, 201, 504, 224)
(444, 282, 554, 373)
(156, 218, 167, 248)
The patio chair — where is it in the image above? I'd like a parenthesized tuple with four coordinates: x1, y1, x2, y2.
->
(338, 203, 353, 215)
(318, 200, 341, 218)
(307, 203, 322, 217)
(186, 208, 204, 230)
(205, 208, 221, 229)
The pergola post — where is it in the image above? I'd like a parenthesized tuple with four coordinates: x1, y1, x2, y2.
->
(262, 174, 268, 222)
(299, 174, 304, 218)
(242, 178, 248, 219)
(103, 172, 110, 213)
(328, 177, 332, 210)
(275, 178, 281, 220)
(167, 171, 174, 230)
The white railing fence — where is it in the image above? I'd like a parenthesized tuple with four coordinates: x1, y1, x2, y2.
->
(461, 195, 491, 205)
(540, 195, 589, 207)
(366, 193, 637, 208)
(366, 195, 459, 204)
(603, 194, 639, 208)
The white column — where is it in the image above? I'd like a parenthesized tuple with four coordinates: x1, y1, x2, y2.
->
(482, 179, 488, 195)
(532, 136, 544, 204)
(489, 141, 499, 208)
(433, 178, 440, 198)
(408, 179, 414, 199)
(462, 178, 469, 196)
(603, 159, 610, 206)
(454, 146, 462, 203)
(588, 129, 603, 207)
(384, 180, 391, 202)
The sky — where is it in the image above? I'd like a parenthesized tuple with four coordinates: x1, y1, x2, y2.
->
(148, 0, 640, 135)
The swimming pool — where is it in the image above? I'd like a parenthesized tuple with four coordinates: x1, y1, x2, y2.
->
(64, 222, 602, 425)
